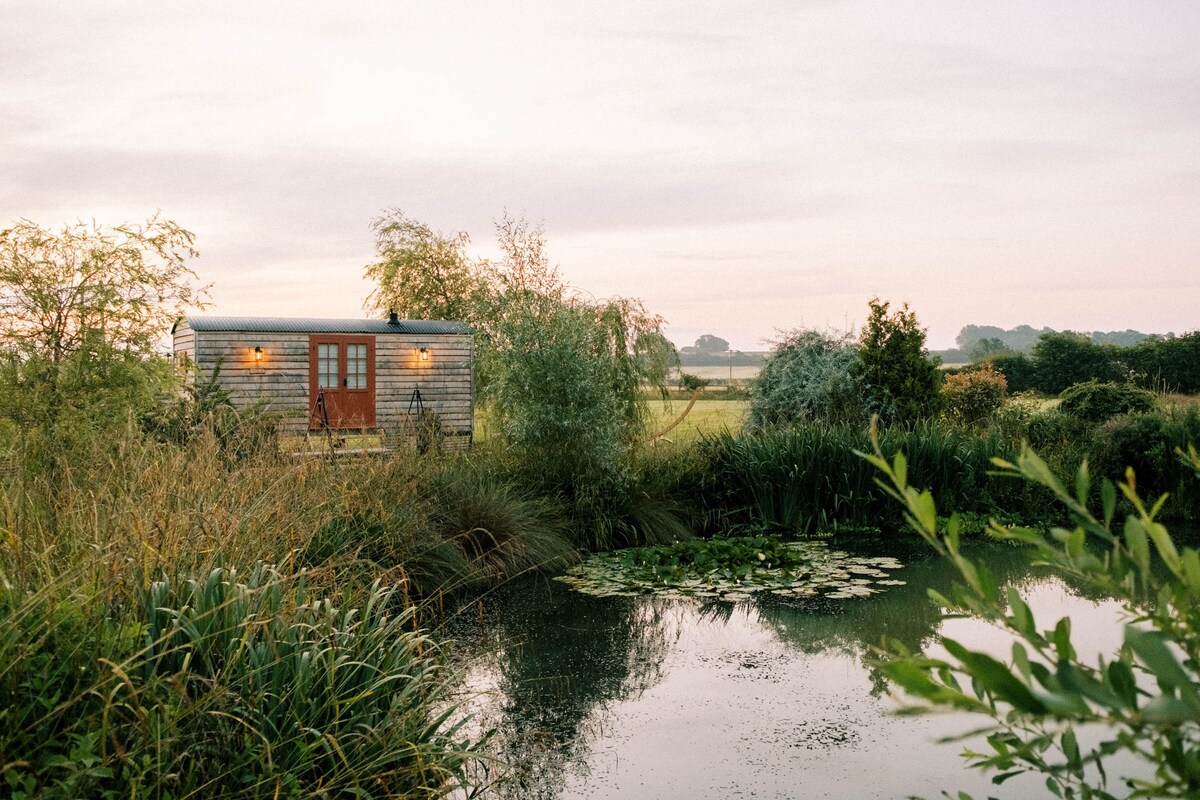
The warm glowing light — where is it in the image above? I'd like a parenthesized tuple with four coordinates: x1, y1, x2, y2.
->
(254, 346, 263, 362)
(419, 347, 429, 361)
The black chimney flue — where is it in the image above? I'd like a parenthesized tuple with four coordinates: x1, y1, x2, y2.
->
(387, 308, 399, 326)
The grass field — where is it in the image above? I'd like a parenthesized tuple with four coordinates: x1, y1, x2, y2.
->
(647, 398, 748, 442)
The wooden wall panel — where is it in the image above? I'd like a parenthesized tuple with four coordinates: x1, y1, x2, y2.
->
(186, 330, 474, 437)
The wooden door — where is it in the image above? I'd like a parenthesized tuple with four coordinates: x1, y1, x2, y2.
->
(309, 335, 376, 429)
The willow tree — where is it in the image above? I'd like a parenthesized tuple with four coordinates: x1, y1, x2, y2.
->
(363, 209, 485, 323)
(364, 211, 675, 515)
(0, 215, 207, 529)
(0, 215, 207, 432)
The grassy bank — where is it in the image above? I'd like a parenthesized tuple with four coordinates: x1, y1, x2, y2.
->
(0, 428, 569, 799)
(4, 388, 1199, 796)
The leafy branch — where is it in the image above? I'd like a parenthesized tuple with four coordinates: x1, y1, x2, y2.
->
(863, 426, 1200, 799)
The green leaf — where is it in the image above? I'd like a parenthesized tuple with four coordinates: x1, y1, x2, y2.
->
(1012, 642, 1033, 681)
(1007, 588, 1035, 639)
(943, 639, 1046, 714)
(1101, 480, 1116, 526)
(1125, 627, 1198, 704)
(1123, 518, 1150, 575)
(1107, 659, 1138, 709)
(1145, 521, 1182, 576)
(1075, 462, 1090, 506)
(1062, 729, 1081, 772)
(1182, 549, 1200, 596)
(1141, 694, 1200, 724)
(1057, 662, 1123, 711)
(1052, 618, 1075, 662)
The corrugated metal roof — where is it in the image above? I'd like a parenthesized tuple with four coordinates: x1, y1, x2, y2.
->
(176, 315, 470, 335)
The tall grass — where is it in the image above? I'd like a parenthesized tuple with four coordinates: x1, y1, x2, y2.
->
(693, 421, 1021, 535)
(1, 565, 479, 799)
(0, 422, 587, 797)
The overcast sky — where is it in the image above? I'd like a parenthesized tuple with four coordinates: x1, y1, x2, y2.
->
(3, 1, 1198, 350)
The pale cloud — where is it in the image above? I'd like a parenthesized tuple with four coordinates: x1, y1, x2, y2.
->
(2, 0, 1199, 351)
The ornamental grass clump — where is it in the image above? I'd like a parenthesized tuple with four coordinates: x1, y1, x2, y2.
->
(141, 564, 480, 797)
(0, 564, 482, 799)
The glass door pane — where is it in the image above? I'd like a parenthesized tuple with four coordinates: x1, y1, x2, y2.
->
(318, 343, 339, 389)
(346, 343, 368, 389)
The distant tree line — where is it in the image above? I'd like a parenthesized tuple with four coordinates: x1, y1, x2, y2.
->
(676, 333, 766, 367)
(953, 330, 1200, 395)
(938, 324, 1161, 363)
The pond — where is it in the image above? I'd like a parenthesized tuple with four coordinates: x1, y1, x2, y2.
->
(445, 542, 1133, 799)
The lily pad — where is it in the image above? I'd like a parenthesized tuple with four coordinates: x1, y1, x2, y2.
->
(554, 537, 905, 602)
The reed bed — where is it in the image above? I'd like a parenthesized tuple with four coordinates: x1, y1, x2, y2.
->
(0, 424, 581, 798)
(692, 421, 1027, 535)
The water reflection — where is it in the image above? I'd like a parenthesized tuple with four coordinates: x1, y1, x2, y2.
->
(449, 581, 678, 798)
(449, 546, 1128, 799)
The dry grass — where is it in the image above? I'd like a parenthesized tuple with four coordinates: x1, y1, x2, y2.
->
(1161, 393, 1200, 411)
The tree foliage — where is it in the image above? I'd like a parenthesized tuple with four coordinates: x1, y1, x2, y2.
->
(0, 216, 206, 434)
(364, 211, 675, 493)
(364, 209, 485, 322)
(855, 298, 943, 424)
(693, 334, 730, 354)
(869, 438, 1200, 799)
(988, 351, 1038, 393)
(1122, 332, 1200, 394)
(1031, 331, 1123, 395)
(748, 328, 861, 427)
(0, 216, 204, 363)
(965, 336, 1008, 361)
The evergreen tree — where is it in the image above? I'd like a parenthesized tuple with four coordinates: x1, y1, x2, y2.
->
(855, 298, 943, 424)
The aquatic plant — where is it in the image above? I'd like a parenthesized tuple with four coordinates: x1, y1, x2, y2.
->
(556, 536, 904, 601)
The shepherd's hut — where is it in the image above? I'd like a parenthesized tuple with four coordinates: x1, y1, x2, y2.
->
(171, 313, 473, 444)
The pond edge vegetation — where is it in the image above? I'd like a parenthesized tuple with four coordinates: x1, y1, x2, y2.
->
(2, 212, 1199, 797)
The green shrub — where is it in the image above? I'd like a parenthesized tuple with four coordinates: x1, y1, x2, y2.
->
(142, 362, 280, 460)
(1058, 380, 1156, 423)
(1090, 408, 1200, 520)
(1031, 331, 1122, 394)
(1122, 331, 1200, 394)
(748, 328, 861, 427)
(942, 365, 1007, 426)
(986, 352, 1037, 393)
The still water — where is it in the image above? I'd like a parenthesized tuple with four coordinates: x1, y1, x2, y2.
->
(447, 544, 1130, 799)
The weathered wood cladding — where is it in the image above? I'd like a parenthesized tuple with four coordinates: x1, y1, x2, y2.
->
(177, 321, 473, 437)
(172, 324, 196, 361)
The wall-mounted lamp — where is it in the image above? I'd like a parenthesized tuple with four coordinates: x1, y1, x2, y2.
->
(254, 346, 263, 362)
(419, 347, 429, 362)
